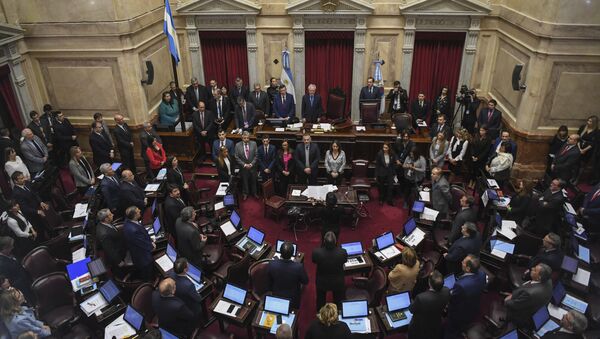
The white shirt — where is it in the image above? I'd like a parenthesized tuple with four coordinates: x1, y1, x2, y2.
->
(6, 212, 33, 238)
(5, 156, 30, 187)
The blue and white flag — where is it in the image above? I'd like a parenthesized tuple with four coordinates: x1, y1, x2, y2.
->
(163, 0, 180, 64)
(281, 49, 295, 99)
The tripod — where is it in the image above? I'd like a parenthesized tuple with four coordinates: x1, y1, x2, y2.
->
(452, 99, 465, 130)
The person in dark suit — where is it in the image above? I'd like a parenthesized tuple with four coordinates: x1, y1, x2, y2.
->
(53, 111, 78, 166)
(113, 114, 136, 173)
(152, 278, 195, 337)
(445, 255, 486, 338)
(171, 258, 203, 317)
(444, 222, 481, 274)
(176, 207, 207, 269)
(10, 171, 49, 236)
(317, 192, 344, 240)
(257, 135, 276, 181)
(165, 157, 189, 202)
(446, 195, 477, 246)
(266, 77, 280, 114)
(234, 131, 258, 199)
(411, 93, 430, 125)
(301, 84, 324, 123)
(209, 89, 234, 132)
(304, 303, 351, 339)
(275, 139, 295, 196)
(164, 185, 186, 235)
(99, 163, 121, 214)
(0, 129, 17, 170)
(230, 77, 249, 105)
(40, 104, 56, 141)
(234, 97, 256, 131)
(359, 77, 381, 102)
(530, 178, 565, 236)
(429, 113, 452, 140)
(119, 170, 147, 214)
(375, 142, 398, 206)
(490, 131, 518, 163)
(522, 232, 563, 280)
(0, 237, 35, 304)
(192, 101, 216, 162)
(505, 263, 553, 330)
(89, 121, 114, 168)
(542, 310, 588, 339)
(312, 232, 347, 311)
(168, 81, 186, 116)
(579, 182, 600, 228)
(95, 209, 126, 270)
(123, 206, 155, 280)
(393, 130, 414, 166)
(431, 167, 452, 218)
(140, 122, 162, 179)
(552, 134, 581, 183)
(27, 111, 51, 151)
(477, 99, 502, 140)
(272, 85, 295, 119)
(294, 134, 320, 185)
(249, 83, 270, 116)
(408, 270, 450, 339)
(387, 80, 409, 114)
(184, 77, 211, 115)
(268, 241, 308, 309)
(212, 130, 235, 162)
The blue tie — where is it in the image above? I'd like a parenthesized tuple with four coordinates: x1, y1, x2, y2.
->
(310, 95, 313, 106)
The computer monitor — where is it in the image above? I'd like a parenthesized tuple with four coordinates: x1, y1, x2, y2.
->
(561, 255, 578, 274)
(341, 242, 363, 257)
(443, 274, 456, 289)
(230, 210, 241, 229)
(166, 244, 177, 262)
(124, 305, 144, 331)
(264, 295, 291, 315)
(533, 306, 550, 331)
(578, 244, 590, 264)
(403, 218, 417, 236)
(111, 163, 122, 171)
(498, 329, 518, 339)
(412, 201, 425, 213)
(187, 263, 202, 284)
(386, 292, 410, 312)
(376, 232, 395, 250)
(341, 300, 369, 318)
(552, 281, 566, 305)
(247, 226, 265, 245)
(159, 328, 178, 339)
(99, 279, 120, 303)
(87, 258, 107, 278)
(275, 240, 297, 256)
(152, 217, 161, 234)
(67, 257, 91, 280)
(224, 194, 235, 207)
(223, 283, 246, 305)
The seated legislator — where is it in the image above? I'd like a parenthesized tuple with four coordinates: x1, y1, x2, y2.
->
(123, 206, 155, 280)
(175, 207, 207, 269)
(234, 131, 258, 199)
(301, 84, 324, 123)
(304, 303, 351, 339)
(11, 171, 50, 236)
(522, 232, 563, 280)
(324, 141, 346, 186)
(408, 270, 450, 339)
(312, 232, 347, 311)
(542, 310, 588, 339)
(491, 130, 518, 163)
(359, 77, 381, 102)
(275, 139, 295, 196)
(388, 246, 421, 293)
(446, 195, 476, 246)
(99, 163, 121, 214)
(0, 287, 52, 338)
(443, 222, 481, 274)
(272, 85, 295, 119)
(268, 241, 309, 309)
(95, 208, 126, 270)
(89, 121, 114, 168)
(234, 97, 256, 132)
(211, 129, 234, 162)
(551, 134, 581, 183)
(119, 170, 147, 215)
(171, 258, 203, 317)
(578, 182, 600, 228)
(4, 200, 38, 258)
(215, 146, 235, 183)
(294, 134, 320, 185)
(257, 135, 276, 181)
(505, 263, 553, 330)
(164, 185, 185, 235)
(152, 278, 195, 337)
(145, 136, 167, 176)
(159, 91, 180, 125)
(375, 142, 397, 206)
(68, 146, 95, 195)
(486, 141, 513, 181)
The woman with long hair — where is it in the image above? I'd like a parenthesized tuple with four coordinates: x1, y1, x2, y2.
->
(325, 140, 346, 185)
(275, 139, 295, 195)
(4, 147, 30, 187)
(216, 146, 235, 182)
(3, 200, 37, 258)
(507, 179, 533, 224)
(158, 91, 180, 125)
(375, 142, 398, 206)
(468, 126, 491, 188)
(429, 131, 449, 169)
(145, 136, 167, 176)
(576, 115, 599, 183)
(388, 246, 421, 293)
(447, 128, 470, 176)
(402, 147, 426, 208)
(1, 287, 51, 338)
(166, 156, 189, 203)
(68, 146, 95, 195)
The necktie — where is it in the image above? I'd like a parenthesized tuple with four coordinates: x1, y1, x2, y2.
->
(438, 125, 442, 133)
(488, 109, 493, 121)
(195, 88, 199, 101)
(256, 92, 259, 101)
(305, 146, 310, 167)
(244, 143, 249, 158)
(369, 87, 372, 94)
(282, 95, 285, 104)
(111, 176, 118, 185)
(265, 145, 268, 155)
(310, 95, 314, 106)
(419, 101, 423, 108)
(31, 139, 44, 157)
(200, 111, 204, 127)
(592, 189, 600, 201)
(217, 101, 222, 118)
(221, 141, 224, 148)
(177, 198, 184, 205)
(560, 145, 571, 156)
(243, 106, 247, 122)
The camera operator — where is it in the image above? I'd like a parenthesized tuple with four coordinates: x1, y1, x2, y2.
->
(457, 86, 480, 134)
(387, 80, 409, 114)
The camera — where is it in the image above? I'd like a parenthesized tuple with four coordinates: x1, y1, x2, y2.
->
(459, 84, 474, 96)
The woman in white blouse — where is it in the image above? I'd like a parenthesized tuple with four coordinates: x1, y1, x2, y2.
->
(4, 148, 30, 187)
(429, 131, 449, 169)
(486, 141, 514, 182)
(325, 140, 346, 185)
(446, 128, 470, 175)
(3, 200, 37, 257)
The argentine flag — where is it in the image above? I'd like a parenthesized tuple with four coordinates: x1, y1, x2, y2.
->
(281, 49, 295, 99)
(164, 0, 180, 64)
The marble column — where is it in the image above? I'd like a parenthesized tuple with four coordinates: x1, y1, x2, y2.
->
(186, 16, 204, 84)
(400, 17, 416, 92)
(292, 15, 305, 115)
(7, 42, 33, 123)
(351, 16, 367, 122)
(456, 18, 481, 128)
(246, 16, 258, 86)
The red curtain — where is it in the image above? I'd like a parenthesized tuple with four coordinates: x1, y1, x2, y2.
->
(305, 31, 354, 112)
(0, 65, 23, 129)
(199, 31, 249, 89)
(409, 32, 465, 123)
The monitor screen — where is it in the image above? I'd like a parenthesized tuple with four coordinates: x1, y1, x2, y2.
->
(151, 199, 157, 214)
(386, 292, 410, 312)
(342, 300, 368, 318)
(87, 258, 107, 278)
(264, 295, 291, 315)
(230, 210, 241, 228)
(562, 294, 588, 314)
(166, 244, 177, 262)
(444, 274, 456, 289)
(341, 242, 363, 256)
(552, 281, 566, 305)
(187, 263, 202, 283)
(111, 162, 122, 171)
(403, 218, 417, 236)
(376, 232, 394, 250)
(275, 240, 297, 256)
(223, 284, 246, 305)
(67, 257, 91, 280)
(578, 245, 590, 264)
(159, 328, 178, 339)
(99, 279, 120, 303)
(532, 306, 550, 331)
(124, 305, 144, 331)
(153, 217, 161, 234)
(224, 194, 235, 206)
(498, 329, 518, 339)
(561, 255, 578, 274)
(412, 201, 425, 213)
(247, 227, 265, 245)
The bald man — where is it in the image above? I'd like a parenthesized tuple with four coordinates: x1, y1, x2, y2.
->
(551, 134, 581, 183)
(152, 278, 195, 337)
(113, 114, 136, 173)
(119, 170, 146, 214)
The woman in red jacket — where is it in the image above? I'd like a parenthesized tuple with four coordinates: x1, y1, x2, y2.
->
(145, 136, 166, 174)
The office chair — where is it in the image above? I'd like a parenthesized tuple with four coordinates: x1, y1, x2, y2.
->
(31, 272, 79, 329)
(22, 246, 69, 281)
(131, 283, 158, 328)
(261, 179, 286, 221)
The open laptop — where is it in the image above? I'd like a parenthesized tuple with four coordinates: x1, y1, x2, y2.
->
(400, 218, 426, 247)
(223, 194, 235, 207)
(99, 280, 120, 304)
(186, 263, 205, 292)
(123, 305, 145, 333)
(159, 328, 178, 339)
(551, 281, 588, 314)
(220, 210, 243, 237)
(80, 279, 121, 317)
(263, 295, 291, 325)
(532, 305, 559, 337)
(497, 329, 518, 339)
(412, 201, 425, 213)
(341, 241, 365, 266)
(340, 300, 369, 333)
(67, 257, 94, 292)
(561, 255, 578, 274)
(154, 244, 177, 273)
(235, 226, 266, 254)
(571, 237, 590, 264)
(443, 274, 456, 289)
(87, 257, 107, 278)
(147, 217, 164, 240)
(386, 292, 410, 322)
(375, 231, 401, 260)
(214, 283, 247, 316)
(273, 240, 297, 259)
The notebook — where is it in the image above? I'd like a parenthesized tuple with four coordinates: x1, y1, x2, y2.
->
(401, 218, 425, 247)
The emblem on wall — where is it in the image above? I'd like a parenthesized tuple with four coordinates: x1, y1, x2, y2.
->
(321, 0, 340, 12)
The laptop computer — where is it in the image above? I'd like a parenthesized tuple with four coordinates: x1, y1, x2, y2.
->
(263, 295, 291, 325)
(443, 274, 456, 289)
(87, 257, 107, 278)
(551, 281, 588, 313)
(497, 329, 518, 339)
(532, 305, 559, 337)
(412, 201, 425, 213)
(273, 240, 297, 259)
(342, 300, 369, 320)
(375, 231, 401, 260)
(214, 283, 247, 316)
(159, 328, 178, 339)
(147, 217, 163, 238)
(99, 279, 120, 304)
(67, 257, 94, 291)
(400, 218, 426, 247)
(224, 194, 235, 207)
(341, 242, 365, 265)
(571, 237, 590, 264)
(386, 292, 410, 322)
(236, 226, 265, 254)
(561, 255, 578, 274)
(123, 305, 144, 332)
(186, 263, 205, 292)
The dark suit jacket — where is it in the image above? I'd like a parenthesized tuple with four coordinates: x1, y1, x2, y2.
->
(151, 291, 195, 336)
(393, 140, 414, 164)
(408, 287, 451, 339)
(305, 320, 351, 339)
(301, 94, 324, 123)
(429, 122, 452, 140)
(445, 234, 481, 263)
(478, 108, 502, 139)
(166, 167, 186, 190)
(184, 84, 211, 109)
(268, 259, 308, 308)
(192, 110, 216, 138)
(211, 138, 235, 161)
(582, 184, 600, 221)
(89, 132, 113, 167)
(27, 121, 50, 146)
(172, 273, 203, 316)
(359, 86, 381, 101)
(375, 151, 398, 178)
(113, 123, 134, 154)
(532, 189, 565, 235)
(530, 248, 563, 272)
(447, 271, 486, 325)
(411, 100, 430, 122)
(208, 97, 233, 121)
(53, 119, 77, 151)
(257, 144, 276, 173)
(506, 280, 553, 329)
(312, 247, 347, 288)
(272, 93, 295, 118)
(215, 154, 236, 182)
(123, 219, 153, 269)
(164, 196, 185, 233)
(119, 181, 145, 213)
(386, 88, 409, 113)
(553, 145, 580, 181)
(96, 222, 126, 267)
(234, 102, 257, 130)
(293, 143, 320, 173)
(231, 85, 250, 103)
(542, 331, 583, 339)
(0, 254, 34, 302)
(248, 90, 270, 115)
(11, 184, 42, 220)
(448, 207, 477, 244)
(100, 176, 121, 211)
(175, 218, 205, 268)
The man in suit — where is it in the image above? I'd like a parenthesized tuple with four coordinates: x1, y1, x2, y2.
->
(301, 84, 324, 123)
(139, 121, 162, 179)
(445, 255, 487, 338)
(164, 185, 185, 235)
(234, 97, 256, 131)
(431, 167, 452, 218)
(184, 77, 211, 114)
(231, 76, 249, 105)
(0, 236, 35, 303)
(429, 113, 452, 140)
(175, 208, 207, 268)
(152, 278, 195, 337)
(212, 130, 234, 161)
(266, 77, 280, 113)
(257, 135, 276, 181)
(579, 182, 600, 229)
(171, 258, 203, 318)
(169, 81, 186, 115)
(444, 222, 481, 274)
(93, 112, 115, 145)
(95, 208, 126, 270)
(272, 85, 295, 119)
(113, 114, 136, 173)
(209, 89, 234, 132)
(249, 83, 270, 116)
(446, 195, 477, 245)
(40, 104, 56, 145)
(10, 171, 49, 234)
(543, 310, 588, 339)
(27, 111, 52, 151)
(294, 134, 320, 185)
(552, 134, 581, 183)
(123, 206, 155, 280)
(99, 163, 121, 214)
(393, 130, 414, 166)
(208, 79, 219, 97)
(408, 270, 450, 339)
(268, 241, 308, 309)
(359, 77, 380, 102)
(490, 130, 518, 162)
(0, 128, 17, 165)
(530, 178, 565, 236)
(89, 121, 114, 167)
(478, 99, 502, 140)
(234, 131, 258, 200)
(387, 80, 409, 114)
(411, 93, 429, 125)
(119, 170, 147, 215)
(192, 101, 216, 162)
(505, 263, 553, 330)
(53, 111, 78, 166)
(522, 233, 563, 280)
(20, 128, 48, 177)
(312, 232, 347, 311)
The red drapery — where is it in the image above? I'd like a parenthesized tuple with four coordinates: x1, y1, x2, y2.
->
(409, 32, 465, 123)
(0, 65, 23, 129)
(305, 31, 354, 113)
(199, 31, 249, 89)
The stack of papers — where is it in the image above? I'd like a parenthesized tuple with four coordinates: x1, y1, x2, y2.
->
(487, 179, 499, 189)
(312, 123, 332, 131)
(80, 292, 108, 316)
(418, 191, 430, 202)
(155, 255, 173, 272)
(356, 126, 366, 131)
(144, 184, 160, 192)
(301, 185, 337, 201)
(214, 202, 225, 211)
(73, 203, 89, 219)
(421, 207, 439, 221)
(496, 220, 518, 240)
(72, 247, 87, 262)
(572, 268, 590, 286)
(291, 189, 302, 197)
(403, 228, 426, 247)
(547, 303, 568, 320)
(417, 121, 427, 127)
(104, 314, 136, 339)
(216, 183, 229, 196)
(339, 317, 371, 333)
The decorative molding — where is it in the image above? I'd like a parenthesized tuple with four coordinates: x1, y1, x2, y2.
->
(415, 16, 470, 30)
(177, 0, 261, 16)
(287, 0, 374, 15)
(399, 0, 491, 17)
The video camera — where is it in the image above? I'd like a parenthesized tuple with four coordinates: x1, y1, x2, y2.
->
(457, 84, 475, 104)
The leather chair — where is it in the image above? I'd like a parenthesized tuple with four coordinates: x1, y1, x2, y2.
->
(359, 102, 379, 124)
(261, 179, 286, 221)
(40, 231, 71, 262)
(413, 259, 435, 295)
(31, 272, 78, 329)
(201, 232, 225, 273)
(131, 283, 158, 328)
(60, 323, 94, 339)
(248, 259, 271, 301)
(114, 272, 149, 296)
(345, 266, 387, 307)
(22, 246, 69, 281)
(326, 92, 346, 121)
(350, 160, 371, 194)
(449, 185, 467, 216)
(213, 253, 252, 288)
(393, 113, 413, 132)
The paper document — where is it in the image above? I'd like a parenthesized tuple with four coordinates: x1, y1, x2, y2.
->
(491, 249, 507, 259)
(339, 316, 371, 333)
(275, 127, 285, 132)
(220, 221, 237, 237)
(487, 179, 499, 189)
(502, 220, 517, 229)
(144, 184, 160, 192)
(564, 202, 576, 215)
(572, 268, 590, 286)
(216, 183, 229, 196)
(418, 191, 430, 202)
(403, 228, 426, 247)
(80, 292, 108, 316)
(72, 247, 86, 262)
(380, 245, 401, 259)
(497, 225, 517, 240)
(291, 189, 302, 197)
(156, 168, 167, 180)
(155, 255, 173, 272)
(422, 207, 439, 221)
(301, 185, 337, 201)
(213, 300, 239, 316)
(174, 122, 193, 132)
(493, 197, 511, 207)
(356, 126, 366, 131)
(104, 314, 136, 339)
(547, 304, 568, 320)
(214, 202, 225, 211)
(73, 203, 89, 219)
(417, 121, 427, 127)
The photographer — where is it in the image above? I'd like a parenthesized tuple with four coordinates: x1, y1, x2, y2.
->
(457, 86, 480, 134)
(387, 80, 409, 114)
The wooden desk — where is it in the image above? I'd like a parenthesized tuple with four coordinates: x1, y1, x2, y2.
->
(233, 239, 272, 261)
(266, 249, 305, 263)
(251, 309, 298, 339)
(210, 294, 258, 339)
(375, 305, 410, 336)
(341, 309, 382, 338)
(286, 185, 358, 206)
(368, 244, 403, 268)
(343, 254, 374, 276)
(157, 129, 196, 164)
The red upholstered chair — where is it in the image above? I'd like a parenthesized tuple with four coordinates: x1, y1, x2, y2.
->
(261, 179, 286, 221)
(326, 92, 346, 121)
(31, 272, 78, 329)
(22, 246, 69, 282)
(360, 102, 379, 124)
(213, 253, 253, 288)
(131, 283, 158, 328)
(345, 266, 388, 307)
(248, 259, 271, 301)
(393, 113, 413, 132)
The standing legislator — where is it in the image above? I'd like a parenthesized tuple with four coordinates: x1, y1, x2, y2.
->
(301, 84, 324, 123)
(273, 85, 295, 119)
(359, 77, 381, 102)
(113, 114, 136, 173)
(234, 131, 258, 200)
(192, 101, 215, 162)
(294, 134, 320, 185)
(249, 83, 270, 116)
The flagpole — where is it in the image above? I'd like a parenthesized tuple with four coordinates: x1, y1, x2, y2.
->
(171, 55, 185, 132)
